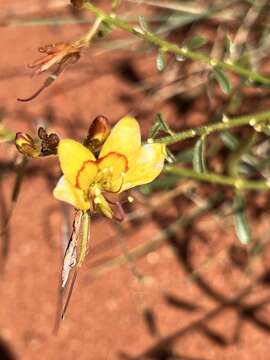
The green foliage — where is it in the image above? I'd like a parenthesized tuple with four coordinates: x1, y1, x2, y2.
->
(193, 137, 207, 173)
(186, 35, 208, 50)
(233, 193, 252, 244)
(213, 67, 232, 94)
(156, 51, 166, 72)
(3, 0, 270, 290)
(138, 15, 149, 32)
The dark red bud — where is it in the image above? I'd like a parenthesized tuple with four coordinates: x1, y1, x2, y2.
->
(84, 115, 111, 152)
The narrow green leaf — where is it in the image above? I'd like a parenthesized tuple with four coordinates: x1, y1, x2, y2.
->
(213, 66, 232, 94)
(149, 113, 174, 138)
(193, 137, 206, 173)
(186, 35, 207, 49)
(233, 193, 252, 244)
(156, 113, 174, 135)
(138, 15, 149, 32)
(220, 130, 239, 151)
(149, 122, 160, 139)
(156, 51, 166, 72)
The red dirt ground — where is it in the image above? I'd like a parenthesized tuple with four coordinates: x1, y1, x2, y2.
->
(1, 2, 270, 360)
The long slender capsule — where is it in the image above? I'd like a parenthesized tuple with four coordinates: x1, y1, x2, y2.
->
(60, 211, 90, 320)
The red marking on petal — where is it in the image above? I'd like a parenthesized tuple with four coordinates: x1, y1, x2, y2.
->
(97, 151, 129, 171)
(75, 159, 97, 189)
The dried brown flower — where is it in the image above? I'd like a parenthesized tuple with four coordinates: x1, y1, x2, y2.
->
(28, 43, 80, 76)
(17, 43, 80, 102)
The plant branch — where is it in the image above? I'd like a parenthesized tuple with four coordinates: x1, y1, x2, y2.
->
(165, 166, 270, 191)
(155, 110, 270, 145)
(83, 1, 270, 87)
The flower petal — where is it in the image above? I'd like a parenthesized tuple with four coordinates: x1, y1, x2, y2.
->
(98, 152, 128, 192)
(53, 176, 90, 210)
(58, 139, 97, 191)
(121, 143, 166, 191)
(99, 116, 141, 166)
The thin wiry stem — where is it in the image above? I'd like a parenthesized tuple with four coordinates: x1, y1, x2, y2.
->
(83, 1, 270, 86)
(164, 166, 270, 191)
(154, 110, 270, 145)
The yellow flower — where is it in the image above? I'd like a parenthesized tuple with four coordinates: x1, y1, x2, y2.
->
(53, 116, 166, 217)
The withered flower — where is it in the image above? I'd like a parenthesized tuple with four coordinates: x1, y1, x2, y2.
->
(17, 43, 80, 102)
(29, 43, 80, 76)
(15, 128, 60, 158)
(38, 127, 60, 156)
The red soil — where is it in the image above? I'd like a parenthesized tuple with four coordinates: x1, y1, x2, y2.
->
(1, 2, 270, 360)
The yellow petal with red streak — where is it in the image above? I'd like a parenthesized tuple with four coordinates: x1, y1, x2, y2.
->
(57, 139, 97, 191)
(99, 116, 141, 165)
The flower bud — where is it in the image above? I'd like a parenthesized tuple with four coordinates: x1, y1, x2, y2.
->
(84, 115, 111, 152)
(15, 132, 40, 158)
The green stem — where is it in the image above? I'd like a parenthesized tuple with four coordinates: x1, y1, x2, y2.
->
(83, 1, 270, 87)
(155, 110, 270, 145)
(165, 166, 270, 191)
(74, 16, 102, 47)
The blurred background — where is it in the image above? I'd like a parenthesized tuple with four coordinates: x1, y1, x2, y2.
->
(1, 0, 270, 359)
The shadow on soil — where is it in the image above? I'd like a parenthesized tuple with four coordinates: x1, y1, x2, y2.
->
(118, 193, 270, 360)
